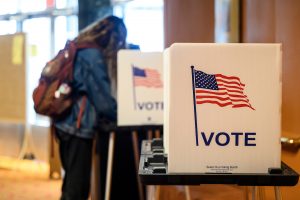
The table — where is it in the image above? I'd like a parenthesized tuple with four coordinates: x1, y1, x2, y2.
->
(139, 139, 299, 200)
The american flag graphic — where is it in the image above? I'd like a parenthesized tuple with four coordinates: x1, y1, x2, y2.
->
(194, 69, 255, 110)
(133, 66, 163, 88)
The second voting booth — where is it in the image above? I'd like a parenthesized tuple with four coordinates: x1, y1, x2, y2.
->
(118, 50, 164, 126)
(101, 50, 164, 200)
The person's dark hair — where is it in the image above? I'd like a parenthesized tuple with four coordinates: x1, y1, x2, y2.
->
(75, 15, 127, 51)
(75, 15, 127, 97)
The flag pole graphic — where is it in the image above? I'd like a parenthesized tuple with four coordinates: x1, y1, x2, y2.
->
(191, 66, 199, 146)
(132, 65, 137, 110)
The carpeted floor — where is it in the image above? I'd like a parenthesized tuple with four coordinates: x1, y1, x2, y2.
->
(0, 156, 251, 200)
(0, 156, 61, 200)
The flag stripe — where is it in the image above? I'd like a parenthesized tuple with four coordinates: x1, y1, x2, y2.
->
(196, 95, 250, 103)
(233, 104, 255, 109)
(196, 88, 244, 95)
(196, 100, 254, 110)
(216, 78, 245, 87)
(215, 74, 244, 84)
(196, 100, 232, 107)
(218, 84, 244, 90)
(219, 88, 244, 94)
(134, 79, 163, 87)
(196, 89, 248, 99)
(196, 96, 249, 103)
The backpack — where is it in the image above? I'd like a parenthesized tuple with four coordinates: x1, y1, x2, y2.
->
(32, 40, 97, 119)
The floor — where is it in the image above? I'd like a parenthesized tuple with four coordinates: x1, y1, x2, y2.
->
(0, 156, 61, 200)
(0, 156, 247, 200)
(0, 156, 252, 200)
(157, 185, 247, 200)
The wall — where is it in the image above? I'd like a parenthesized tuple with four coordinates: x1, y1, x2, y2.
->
(242, 0, 300, 199)
(164, 0, 215, 48)
(0, 33, 49, 163)
(0, 34, 26, 123)
(242, 0, 300, 138)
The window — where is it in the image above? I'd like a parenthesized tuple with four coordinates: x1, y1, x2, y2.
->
(56, 0, 78, 9)
(0, 0, 18, 15)
(0, 20, 16, 35)
(113, 0, 164, 52)
(0, 1, 78, 126)
(23, 18, 51, 124)
(19, 0, 47, 13)
(54, 15, 78, 52)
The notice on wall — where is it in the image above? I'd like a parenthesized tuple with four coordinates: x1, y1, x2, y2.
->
(164, 43, 282, 173)
(117, 50, 163, 126)
(12, 34, 24, 65)
(0, 33, 26, 123)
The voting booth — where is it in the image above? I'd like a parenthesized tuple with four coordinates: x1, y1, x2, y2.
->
(139, 44, 298, 200)
(102, 50, 164, 200)
(163, 43, 282, 174)
(117, 50, 164, 126)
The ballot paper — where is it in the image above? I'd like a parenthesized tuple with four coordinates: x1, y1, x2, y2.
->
(164, 43, 282, 173)
(117, 50, 163, 126)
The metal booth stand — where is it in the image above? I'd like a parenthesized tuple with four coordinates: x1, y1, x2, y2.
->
(139, 139, 299, 200)
(91, 125, 163, 200)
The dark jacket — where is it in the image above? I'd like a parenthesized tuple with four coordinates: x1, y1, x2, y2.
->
(54, 48, 117, 138)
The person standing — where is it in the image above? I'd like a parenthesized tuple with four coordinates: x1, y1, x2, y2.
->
(53, 15, 127, 200)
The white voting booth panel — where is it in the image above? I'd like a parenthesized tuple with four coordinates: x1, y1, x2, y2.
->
(164, 43, 282, 174)
(117, 50, 163, 126)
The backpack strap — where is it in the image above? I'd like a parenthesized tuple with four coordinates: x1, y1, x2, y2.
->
(76, 42, 99, 50)
(76, 96, 87, 129)
(50, 122, 55, 157)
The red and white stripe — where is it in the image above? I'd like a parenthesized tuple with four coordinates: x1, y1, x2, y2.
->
(134, 69, 163, 88)
(196, 74, 254, 110)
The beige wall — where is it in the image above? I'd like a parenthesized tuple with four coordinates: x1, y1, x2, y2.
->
(242, 0, 300, 138)
(164, 0, 215, 48)
(242, 0, 300, 199)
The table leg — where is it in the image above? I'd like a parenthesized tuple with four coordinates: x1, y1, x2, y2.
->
(90, 138, 99, 200)
(146, 130, 153, 200)
(132, 131, 145, 200)
(147, 130, 153, 140)
(146, 185, 155, 200)
(184, 186, 191, 200)
(258, 186, 265, 200)
(251, 186, 257, 200)
(155, 185, 160, 200)
(274, 186, 282, 200)
(154, 129, 161, 139)
(244, 186, 249, 200)
(104, 132, 115, 200)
